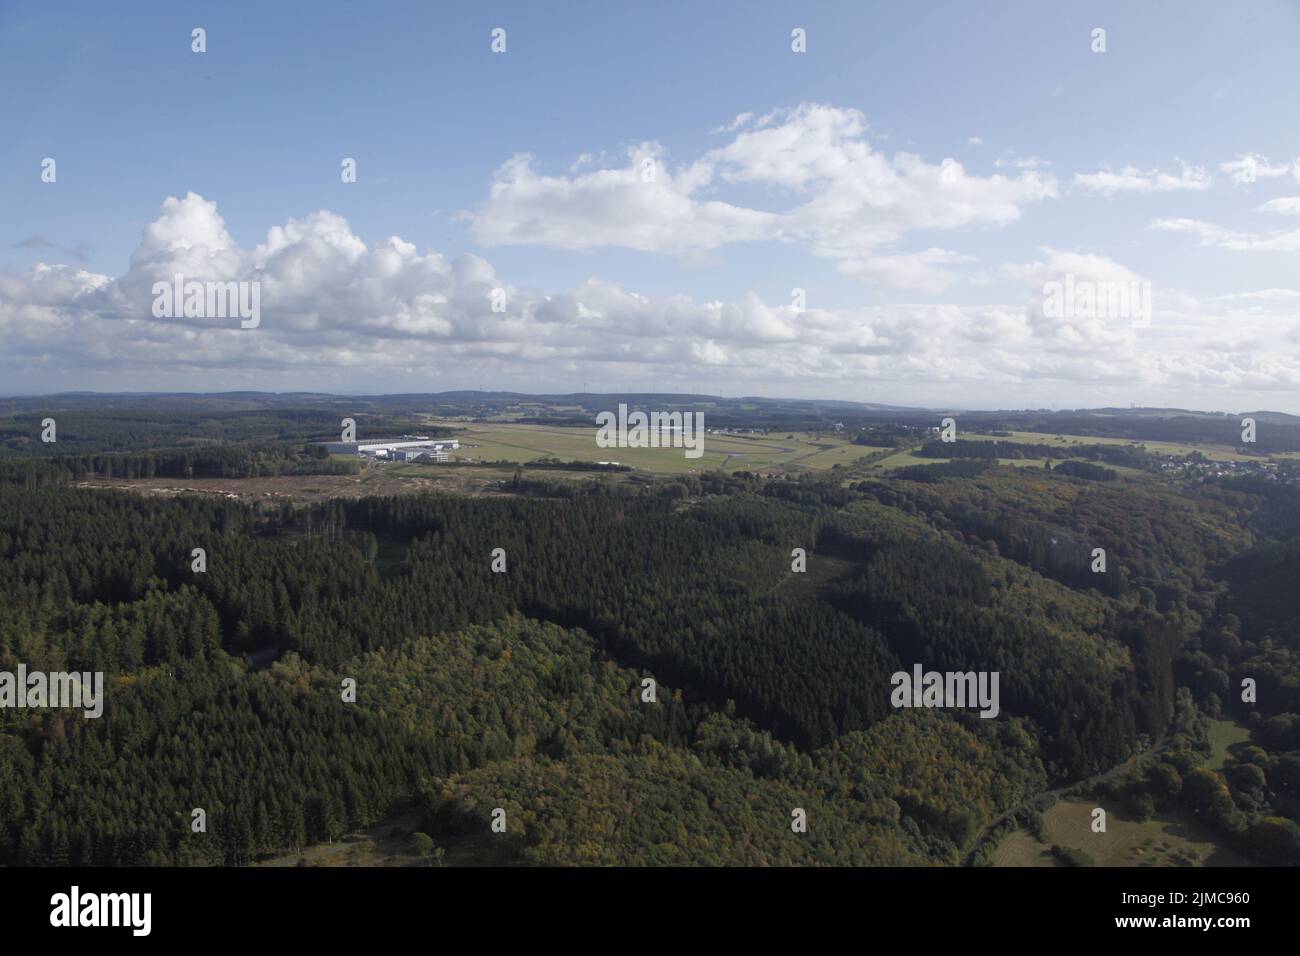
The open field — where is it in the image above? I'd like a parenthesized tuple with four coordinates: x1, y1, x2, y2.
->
(868, 448, 1058, 473)
(866, 427, 1261, 475)
(969, 430, 1260, 462)
(72, 422, 889, 501)
(251, 805, 501, 868)
(990, 799, 1249, 867)
(1207, 718, 1253, 771)
(424, 420, 886, 474)
(872, 454, 1152, 480)
(252, 807, 426, 867)
(76, 467, 511, 502)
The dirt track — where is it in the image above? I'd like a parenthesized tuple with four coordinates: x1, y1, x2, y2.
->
(74, 469, 504, 503)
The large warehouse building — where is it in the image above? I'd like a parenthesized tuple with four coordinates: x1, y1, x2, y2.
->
(318, 436, 460, 457)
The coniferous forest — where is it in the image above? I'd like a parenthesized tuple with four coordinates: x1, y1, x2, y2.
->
(2, 420, 1298, 868)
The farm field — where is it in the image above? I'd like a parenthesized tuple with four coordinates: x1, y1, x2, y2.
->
(990, 799, 1249, 867)
(970, 430, 1259, 462)
(867, 428, 1264, 476)
(869, 448, 1057, 473)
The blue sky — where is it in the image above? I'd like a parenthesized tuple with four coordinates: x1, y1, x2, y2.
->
(3, 0, 1300, 409)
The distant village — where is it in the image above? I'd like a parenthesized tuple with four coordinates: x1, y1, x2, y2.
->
(1155, 451, 1300, 484)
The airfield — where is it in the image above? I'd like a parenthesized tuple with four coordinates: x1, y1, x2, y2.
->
(403, 420, 888, 475)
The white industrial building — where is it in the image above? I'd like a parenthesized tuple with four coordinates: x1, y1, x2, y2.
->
(318, 436, 460, 457)
(392, 448, 451, 462)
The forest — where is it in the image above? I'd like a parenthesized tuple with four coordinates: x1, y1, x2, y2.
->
(1, 422, 1299, 865)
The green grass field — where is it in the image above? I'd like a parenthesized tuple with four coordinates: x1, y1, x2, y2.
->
(971, 430, 1258, 462)
(1206, 718, 1253, 771)
(406, 421, 886, 475)
(348, 421, 1267, 480)
(991, 799, 1248, 867)
(868, 426, 1262, 476)
(869, 448, 1057, 473)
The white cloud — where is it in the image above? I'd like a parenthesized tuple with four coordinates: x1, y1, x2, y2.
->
(1219, 153, 1295, 184)
(5, 193, 1300, 407)
(1258, 197, 1300, 214)
(1072, 163, 1212, 196)
(1004, 248, 1153, 344)
(467, 148, 776, 254)
(468, 103, 1056, 283)
(995, 156, 1050, 170)
(1151, 216, 1300, 253)
(836, 248, 974, 293)
(712, 112, 754, 134)
(1214, 288, 1300, 303)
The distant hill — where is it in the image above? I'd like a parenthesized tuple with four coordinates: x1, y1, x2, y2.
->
(2, 391, 1299, 453)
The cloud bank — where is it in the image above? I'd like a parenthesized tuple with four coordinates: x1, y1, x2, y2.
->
(3, 190, 1299, 408)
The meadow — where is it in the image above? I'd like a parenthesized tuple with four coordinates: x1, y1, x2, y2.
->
(416, 420, 887, 475)
(866, 427, 1263, 476)
(990, 799, 1249, 867)
(974, 430, 1260, 462)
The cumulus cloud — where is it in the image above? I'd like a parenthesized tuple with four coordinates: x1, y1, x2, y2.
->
(468, 148, 775, 254)
(1002, 248, 1154, 346)
(3, 192, 1299, 407)
(468, 104, 1057, 285)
